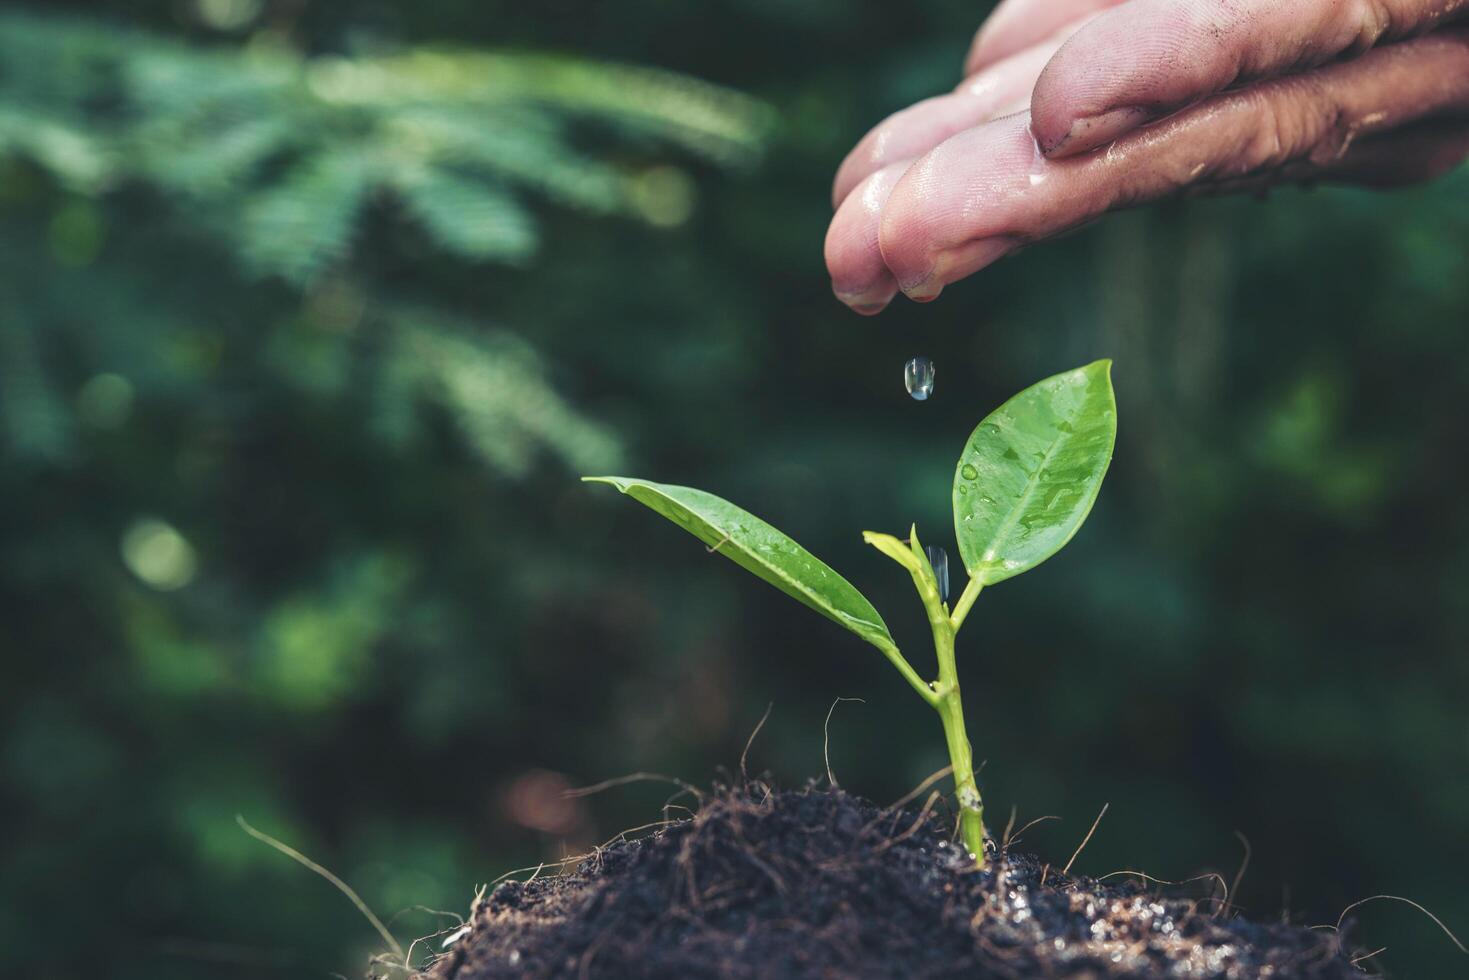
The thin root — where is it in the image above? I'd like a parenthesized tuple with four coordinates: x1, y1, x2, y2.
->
(874, 790, 943, 854)
(884, 764, 954, 814)
(740, 702, 774, 780)
(236, 815, 405, 967)
(823, 697, 864, 788)
(1007, 814, 1062, 850)
(1062, 802, 1109, 877)
(1350, 945, 1388, 966)
(1225, 831, 1252, 920)
(1332, 894, 1468, 955)
(564, 772, 703, 801)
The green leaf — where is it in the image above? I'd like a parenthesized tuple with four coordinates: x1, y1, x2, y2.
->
(586, 476, 895, 654)
(863, 525, 942, 606)
(953, 360, 1116, 586)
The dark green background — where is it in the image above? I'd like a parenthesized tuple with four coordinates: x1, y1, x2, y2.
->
(3, 2, 1466, 977)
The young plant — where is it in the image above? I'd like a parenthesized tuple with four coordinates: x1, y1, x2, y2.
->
(585, 361, 1116, 868)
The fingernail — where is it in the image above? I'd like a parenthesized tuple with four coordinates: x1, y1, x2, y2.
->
(899, 276, 943, 303)
(833, 282, 896, 314)
(1044, 106, 1151, 158)
(898, 236, 1016, 302)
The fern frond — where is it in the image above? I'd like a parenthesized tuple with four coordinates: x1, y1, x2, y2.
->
(241, 147, 377, 283)
(0, 12, 771, 273)
(389, 315, 623, 477)
(390, 166, 538, 264)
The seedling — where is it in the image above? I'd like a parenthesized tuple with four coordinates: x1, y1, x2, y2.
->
(586, 361, 1116, 868)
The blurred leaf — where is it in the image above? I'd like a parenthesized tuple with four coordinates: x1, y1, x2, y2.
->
(242, 148, 375, 283)
(395, 317, 622, 476)
(392, 167, 538, 264)
(0, 11, 772, 271)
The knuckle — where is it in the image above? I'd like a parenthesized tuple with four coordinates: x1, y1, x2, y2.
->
(1307, 107, 1357, 167)
(1233, 89, 1293, 172)
(1233, 79, 1352, 174)
(1348, 0, 1395, 52)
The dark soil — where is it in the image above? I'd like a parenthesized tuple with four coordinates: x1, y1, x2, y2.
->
(423, 784, 1365, 979)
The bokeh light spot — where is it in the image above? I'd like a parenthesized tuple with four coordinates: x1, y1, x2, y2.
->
(194, 0, 263, 31)
(121, 518, 198, 591)
(76, 372, 134, 429)
(627, 165, 695, 228)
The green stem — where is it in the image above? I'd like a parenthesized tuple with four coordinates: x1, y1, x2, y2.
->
(866, 529, 986, 865)
(877, 639, 939, 708)
(948, 575, 983, 631)
(921, 581, 986, 868)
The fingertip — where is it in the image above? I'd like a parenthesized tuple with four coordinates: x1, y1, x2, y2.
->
(899, 278, 942, 303)
(877, 122, 1030, 294)
(1039, 105, 1153, 158)
(964, 24, 1004, 77)
(833, 281, 899, 315)
(895, 236, 1019, 303)
(826, 163, 909, 314)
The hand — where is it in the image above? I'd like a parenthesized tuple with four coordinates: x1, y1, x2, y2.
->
(826, 0, 1469, 314)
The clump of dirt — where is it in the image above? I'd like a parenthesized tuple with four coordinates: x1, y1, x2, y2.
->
(424, 784, 1363, 979)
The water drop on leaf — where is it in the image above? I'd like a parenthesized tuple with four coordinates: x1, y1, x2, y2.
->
(960, 463, 978, 480)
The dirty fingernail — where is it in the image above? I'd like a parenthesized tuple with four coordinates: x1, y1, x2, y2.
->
(1044, 106, 1150, 158)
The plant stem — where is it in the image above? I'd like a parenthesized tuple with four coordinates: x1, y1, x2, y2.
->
(878, 639, 940, 707)
(948, 576, 983, 631)
(920, 582, 986, 867)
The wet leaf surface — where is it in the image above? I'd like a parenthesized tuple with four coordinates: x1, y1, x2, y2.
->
(586, 476, 894, 655)
(953, 361, 1116, 585)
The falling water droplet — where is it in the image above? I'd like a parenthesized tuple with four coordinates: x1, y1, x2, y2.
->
(904, 357, 935, 400)
(960, 463, 979, 481)
(925, 544, 950, 603)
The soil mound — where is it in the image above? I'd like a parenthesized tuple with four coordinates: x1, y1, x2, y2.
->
(425, 784, 1362, 979)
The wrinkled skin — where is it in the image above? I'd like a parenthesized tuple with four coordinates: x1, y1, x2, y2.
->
(826, 0, 1469, 313)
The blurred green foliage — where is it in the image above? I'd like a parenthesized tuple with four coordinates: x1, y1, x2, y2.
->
(2, 2, 1467, 978)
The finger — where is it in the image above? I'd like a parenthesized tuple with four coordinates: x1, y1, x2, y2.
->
(877, 29, 1469, 300)
(832, 36, 1059, 209)
(1033, 0, 1469, 158)
(1185, 118, 1469, 197)
(965, 0, 1127, 75)
(1321, 118, 1469, 186)
(826, 162, 908, 314)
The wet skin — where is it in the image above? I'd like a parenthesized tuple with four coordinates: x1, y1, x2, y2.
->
(826, 0, 1469, 313)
